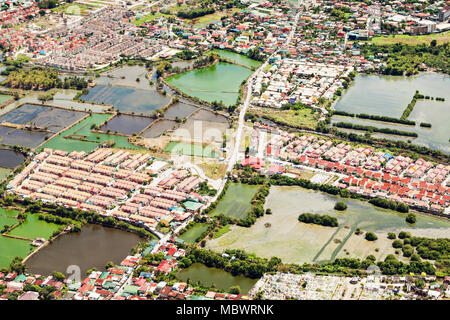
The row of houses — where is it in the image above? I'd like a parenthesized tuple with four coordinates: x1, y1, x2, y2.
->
(256, 126, 450, 214)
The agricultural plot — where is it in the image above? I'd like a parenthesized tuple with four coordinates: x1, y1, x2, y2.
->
(209, 183, 260, 219)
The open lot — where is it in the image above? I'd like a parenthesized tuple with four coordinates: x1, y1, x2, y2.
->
(371, 31, 450, 46)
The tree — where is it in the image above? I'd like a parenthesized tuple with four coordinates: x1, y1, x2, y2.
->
(334, 201, 347, 211)
(392, 240, 403, 248)
(229, 286, 241, 295)
(265, 208, 272, 215)
(365, 232, 377, 241)
(105, 261, 115, 269)
(9, 257, 26, 274)
(398, 231, 411, 239)
(387, 232, 396, 240)
(51, 271, 65, 281)
(405, 213, 416, 224)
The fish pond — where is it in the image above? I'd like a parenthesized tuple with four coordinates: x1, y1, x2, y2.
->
(99, 114, 154, 136)
(332, 72, 450, 153)
(141, 119, 179, 138)
(0, 148, 25, 168)
(166, 62, 253, 107)
(207, 186, 450, 265)
(177, 263, 258, 294)
(163, 102, 198, 120)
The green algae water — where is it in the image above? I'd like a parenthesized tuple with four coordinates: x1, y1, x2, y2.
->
(8, 213, 60, 240)
(177, 263, 258, 294)
(212, 49, 262, 69)
(0, 236, 32, 268)
(166, 62, 253, 106)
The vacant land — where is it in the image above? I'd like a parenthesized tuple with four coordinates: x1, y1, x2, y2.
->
(251, 107, 319, 130)
(132, 12, 174, 26)
(197, 161, 227, 180)
(371, 31, 450, 46)
(164, 141, 218, 158)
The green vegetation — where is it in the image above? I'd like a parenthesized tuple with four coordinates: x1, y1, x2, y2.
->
(3, 69, 88, 91)
(365, 232, 378, 241)
(213, 224, 231, 239)
(387, 232, 396, 240)
(369, 198, 409, 213)
(360, 42, 450, 75)
(405, 213, 417, 224)
(334, 201, 347, 211)
(197, 181, 218, 197)
(180, 246, 437, 277)
(247, 107, 319, 131)
(298, 213, 338, 227)
(236, 184, 270, 227)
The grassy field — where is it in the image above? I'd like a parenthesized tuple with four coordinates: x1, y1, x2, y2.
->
(51, 3, 97, 15)
(191, 8, 241, 27)
(132, 12, 174, 26)
(210, 183, 260, 219)
(179, 223, 209, 243)
(371, 31, 450, 46)
(251, 107, 319, 130)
